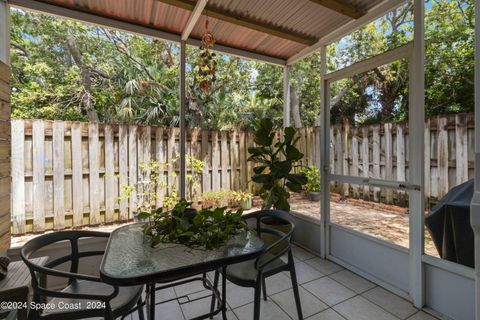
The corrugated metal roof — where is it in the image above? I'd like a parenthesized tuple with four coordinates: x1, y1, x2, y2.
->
(33, 0, 386, 62)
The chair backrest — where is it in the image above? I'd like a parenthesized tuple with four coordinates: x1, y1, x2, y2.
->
(242, 210, 295, 270)
(21, 231, 111, 301)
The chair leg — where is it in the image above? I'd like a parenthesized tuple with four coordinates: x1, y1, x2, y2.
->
(137, 298, 145, 320)
(104, 304, 114, 320)
(261, 276, 267, 301)
(149, 283, 156, 320)
(253, 279, 262, 320)
(210, 269, 220, 319)
(221, 267, 228, 320)
(290, 264, 304, 320)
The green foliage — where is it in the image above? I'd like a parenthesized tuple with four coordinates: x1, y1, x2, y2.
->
(141, 199, 247, 250)
(300, 166, 321, 193)
(248, 118, 307, 211)
(202, 189, 232, 208)
(120, 155, 205, 212)
(10, 0, 474, 129)
(232, 190, 253, 202)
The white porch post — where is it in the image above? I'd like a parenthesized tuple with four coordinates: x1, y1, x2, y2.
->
(283, 65, 291, 127)
(0, 0, 9, 255)
(179, 40, 186, 199)
(319, 45, 329, 259)
(409, 0, 425, 308)
(471, 0, 480, 319)
(0, 0, 9, 65)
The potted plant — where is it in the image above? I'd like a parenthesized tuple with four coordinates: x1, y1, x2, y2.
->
(248, 118, 307, 212)
(232, 190, 253, 210)
(202, 189, 232, 208)
(300, 165, 321, 201)
(138, 198, 246, 250)
(248, 118, 307, 252)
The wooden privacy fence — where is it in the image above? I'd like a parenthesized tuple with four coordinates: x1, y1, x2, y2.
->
(11, 120, 320, 234)
(329, 113, 475, 206)
(10, 113, 474, 234)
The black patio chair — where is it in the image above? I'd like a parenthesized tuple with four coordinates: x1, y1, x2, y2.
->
(21, 230, 145, 320)
(211, 210, 303, 320)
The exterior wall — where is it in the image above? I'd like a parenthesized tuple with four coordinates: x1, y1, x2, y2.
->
(0, 62, 11, 253)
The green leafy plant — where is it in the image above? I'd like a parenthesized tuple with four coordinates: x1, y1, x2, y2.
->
(248, 118, 307, 211)
(232, 190, 253, 202)
(300, 166, 321, 193)
(202, 189, 232, 208)
(120, 155, 205, 212)
(140, 199, 247, 250)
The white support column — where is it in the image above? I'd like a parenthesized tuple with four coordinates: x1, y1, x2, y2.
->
(471, 1, 480, 319)
(319, 45, 329, 259)
(409, 0, 425, 308)
(179, 40, 186, 199)
(0, 0, 10, 65)
(283, 65, 291, 127)
(0, 0, 9, 256)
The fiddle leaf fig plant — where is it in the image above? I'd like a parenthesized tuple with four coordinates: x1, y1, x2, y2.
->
(248, 118, 307, 211)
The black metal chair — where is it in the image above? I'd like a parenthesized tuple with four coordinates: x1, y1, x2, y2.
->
(21, 230, 145, 320)
(211, 210, 303, 320)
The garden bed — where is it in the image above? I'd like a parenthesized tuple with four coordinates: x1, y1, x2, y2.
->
(11, 192, 439, 257)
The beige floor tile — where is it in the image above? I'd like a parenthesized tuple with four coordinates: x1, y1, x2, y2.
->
(333, 296, 398, 320)
(304, 258, 344, 275)
(265, 272, 293, 295)
(292, 246, 316, 261)
(224, 283, 255, 309)
(154, 300, 184, 320)
(284, 261, 325, 284)
(407, 311, 440, 320)
(329, 270, 376, 294)
(306, 308, 346, 320)
(174, 276, 209, 297)
(233, 299, 291, 320)
(181, 296, 232, 319)
(155, 286, 176, 302)
(271, 287, 328, 320)
(302, 277, 356, 306)
(362, 287, 417, 319)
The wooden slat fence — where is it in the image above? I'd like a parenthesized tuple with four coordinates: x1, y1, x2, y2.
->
(10, 113, 474, 234)
(0, 62, 11, 250)
(10, 120, 262, 234)
(329, 113, 475, 207)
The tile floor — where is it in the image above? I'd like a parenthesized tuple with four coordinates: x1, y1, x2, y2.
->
(127, 246, 439, 320)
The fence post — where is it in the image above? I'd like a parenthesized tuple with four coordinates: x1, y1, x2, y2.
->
(53, 121, 65, 229)
(119, 125, 129, 220)
(104, 124, 115, 223)
(11, 119, 24, 234)
(32, 120, 45, 232)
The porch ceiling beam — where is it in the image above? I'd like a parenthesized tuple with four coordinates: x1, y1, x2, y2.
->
(181, 0, 208, 41)
(10, 0, 286, 66)
(156, 0, 317, 46)
(307, 0, 365, 19)
(287, 0, 406, 65)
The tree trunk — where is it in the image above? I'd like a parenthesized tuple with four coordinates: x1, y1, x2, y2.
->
(290, 85, 302, 128)
(66, 36, 99, 122)
(314, 84, 351, 126)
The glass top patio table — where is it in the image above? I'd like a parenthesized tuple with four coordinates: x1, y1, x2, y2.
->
(100, 222, 265, 286)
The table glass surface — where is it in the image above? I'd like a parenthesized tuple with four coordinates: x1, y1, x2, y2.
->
(101, 223, 264, 282)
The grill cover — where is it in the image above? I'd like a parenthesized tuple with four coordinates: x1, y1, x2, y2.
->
(425, 179, 475, 267)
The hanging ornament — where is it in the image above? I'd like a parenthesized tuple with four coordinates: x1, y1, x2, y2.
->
(197, 17, 217, 94)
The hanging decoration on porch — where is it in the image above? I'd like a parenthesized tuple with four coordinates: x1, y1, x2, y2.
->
(197, 16, 217, 94)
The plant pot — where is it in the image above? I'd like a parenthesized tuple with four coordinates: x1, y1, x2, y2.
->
(308, 192, 321, 201)
(260, 216, 292, 255)
(239, 198, 252, 210)
(217, 199, 229, 208)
